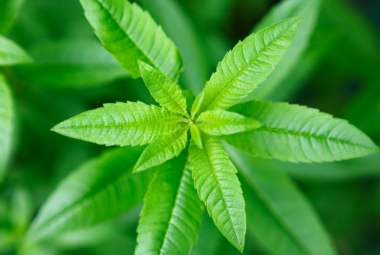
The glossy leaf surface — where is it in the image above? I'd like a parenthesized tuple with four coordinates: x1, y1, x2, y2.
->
(196, 110, 262, 136)
(136, 150, 204, 255)
(139, 61, 189, 117)
(27, 146, 154, 243)
(224, 100, 379, 163)
(79, 0, 183, 80)
(189, 134, 245, 252)
(52, 102, 187, 147)
(134, 126, 189, 173)
(192, 17, 303, 115)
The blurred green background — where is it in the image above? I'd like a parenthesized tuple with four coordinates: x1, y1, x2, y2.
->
(0, 0, 379, 254)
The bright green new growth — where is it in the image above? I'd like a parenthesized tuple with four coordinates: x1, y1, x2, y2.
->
(136, 149, 204, 255)
(191, 17, 303, 116)
(197, 110, 262, 136)
(79, 0, 183, 80)
(139, 61, 189, 117)
(48, 3, 380, 254)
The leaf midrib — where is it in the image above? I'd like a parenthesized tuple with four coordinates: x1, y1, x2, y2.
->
(29, 166, 135, 237)
(202, 19, 299, 112)
(258, 126, 377, 150)
(95, 0, 160, 72)
(159, 158, 188, 255)
(55, 122, 186, 130)
(201, 135, 242, 249)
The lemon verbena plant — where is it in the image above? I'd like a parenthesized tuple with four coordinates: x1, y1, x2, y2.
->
(26, 0, 379, 254)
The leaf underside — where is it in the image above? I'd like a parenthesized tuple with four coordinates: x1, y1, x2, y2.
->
(51, 101, 187, 147)
(79, 0, 183, 80)
(134, 126, 189, 172)
(27, 146, 154, 243)
(189, 134, 246, 252)
(192, 17, 303, 116)
(196, 110, 262, 136)
(223, 100, 379, 163)
(136, 149, 204, 255)
(139, 61, 189, 117)
(0, 73, 13, 181)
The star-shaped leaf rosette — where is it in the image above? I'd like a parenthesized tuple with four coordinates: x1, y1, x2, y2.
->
(50, 8, 379, 253)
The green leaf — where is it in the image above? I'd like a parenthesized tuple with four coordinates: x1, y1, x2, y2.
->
(190, 124, 203, 149)
(26, 146, 154, 243)
(136, 149, 204, 255)
(51, 102, 187, 147)
(226, 143, 337, 255)
(138, 61, 189, 117)
(134, 126, 189, 173)
(14, 39, 129, 88)
(245, 0, 321, 100)
(223, 100, 379, 163)
(0, 36, 31, 66)
(182, 89, 196, 113)
(79, 0, 183, 80)
(0, 73, 13, 181)
(139, 0, 210, 94)
(0, 0, 23, 34)
(192, 17, 303, 115)
(189, 134, 245, 252)
(196, 110, 262, 136)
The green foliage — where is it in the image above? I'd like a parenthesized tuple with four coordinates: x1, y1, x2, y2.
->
(192, 17, 303, 116)
(26, 146, 154, 243)
(246, 0, 321, 100)
(197, 110, 262, 136)
(79, 0, 183, 80)
(0, 74, 13, 181)
(2, 1, 379, 254)
(0, 36, 31, 66)
(189, 134, 245, 252)
(15, 39, 129, 88)
(51, 102, 187, 147)
(0, 0, 23, 35)
(136, 149, 204, 255)
(134, 127, 189, 173)
(139, 61, 189, 117)
(224, 100, 379, 163)
(227, 144, 337, 255)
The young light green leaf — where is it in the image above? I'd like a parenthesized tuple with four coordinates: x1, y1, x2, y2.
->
(134, 126, 189, 173)
(15, 39, 129, 88)
(0, 0, 23, 35)
(182, 89, 196, 113)
(51, 102, 187, 147)
(136, 149, 204, 255)
(190, 124, 203, 149)
(226, 144, 337, 255)
(245, 0, 321, 100)
(0, 36, 31, 66)
(138, 61, 189, 117)
(192, 17, 303, 115)
(223, 100, 380, 163)
(26, 146, 154, 243)
(189, 134, 245, 252)
(0, 73, 13, 181)
(196, 110, 262, 136)
(79, 0, 183, 80)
